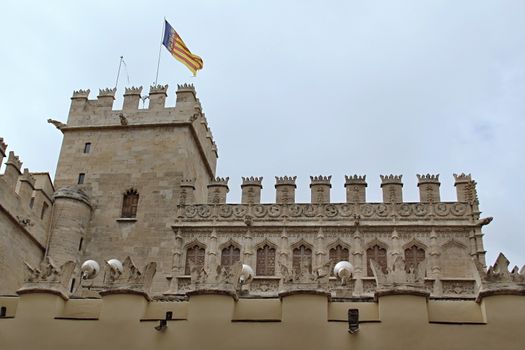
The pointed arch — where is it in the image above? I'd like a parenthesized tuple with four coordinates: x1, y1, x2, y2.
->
(440, 239, 470, 278)
(365, 238, 389, 250)
(327, 239, 351, 275)
(291, 240, 313, 274)
(326, 238, 351, 252)
(220, 239, 241, 267)
(184, 240, 206, 275)
(402, 238, 427, 251)
(256, 240, 277, 276)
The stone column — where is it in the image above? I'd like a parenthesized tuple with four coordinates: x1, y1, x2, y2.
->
(314, 227, 326, 268)
(310, 176, 332, 204)
(207, 177, 229, 204)
(429, 228, 442, 295)
(243, 230, 255, 267)
(344, 175, 367, 203)
(417, 174, 441, 203)
(380, 174, 403, 203)
(241, 177, 263, 204)
(352, 227, 364, 295)
(275, 176, 297, 204)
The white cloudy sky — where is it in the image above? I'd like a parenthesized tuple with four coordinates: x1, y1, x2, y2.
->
(1, 0, 524, 267)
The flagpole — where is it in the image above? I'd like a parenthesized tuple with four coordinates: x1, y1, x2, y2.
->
(154, 19, 166, 86)
(114, 56, 124, 89)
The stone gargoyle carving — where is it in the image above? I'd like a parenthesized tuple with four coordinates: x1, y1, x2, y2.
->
(102, 256, 156, 295)
(47, 118, 67, 130)
(473, 253, 525, 300)
(19, 256, 76, 298)
(279, 261, 331, 292)
(189, 261, 243, 292)
(370, 256, 427, 296)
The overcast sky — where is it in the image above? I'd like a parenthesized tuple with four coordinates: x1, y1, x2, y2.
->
(1, 0, 524, 267)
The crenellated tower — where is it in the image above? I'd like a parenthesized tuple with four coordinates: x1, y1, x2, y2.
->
(50, 84, 218, 291)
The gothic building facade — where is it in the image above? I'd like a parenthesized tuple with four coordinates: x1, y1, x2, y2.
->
(0, 84, 524, 350)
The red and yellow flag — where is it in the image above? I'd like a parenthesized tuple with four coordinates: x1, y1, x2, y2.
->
(162, 20, 204, 76)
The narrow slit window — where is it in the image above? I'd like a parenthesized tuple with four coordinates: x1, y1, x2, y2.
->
(78, 173, 85, 184)
(40, 202, 49, 220)
(29, 197, 35, 209)
(78, 237, 84, 251)
(83, 142, 91, 153)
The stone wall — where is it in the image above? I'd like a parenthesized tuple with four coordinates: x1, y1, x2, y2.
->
(0, 292, 524, 350)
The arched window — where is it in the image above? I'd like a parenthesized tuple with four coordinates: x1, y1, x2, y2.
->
(329, 245, 349, 275)
(292, 245, 312, 274)
(366, 245, 387, 277)
(404, 245, 425, 272)
(221, 244, 240, 267)
(256, 244, 276, 276)
(122, 189, 139, 218)
(185, 244, 206, 275)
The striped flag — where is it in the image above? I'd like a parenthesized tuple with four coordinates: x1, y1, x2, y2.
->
(162, 20, 204, 76)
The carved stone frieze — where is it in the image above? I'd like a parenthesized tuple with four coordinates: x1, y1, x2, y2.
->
(101, 256, 157, 299)
(177, 202, 472, 222)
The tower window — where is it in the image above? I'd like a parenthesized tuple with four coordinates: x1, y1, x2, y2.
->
(29, 197, 35, 209)
(83, 142, 91, 153)
(121, 189, 139, 218)
(78, 173, 85, 184)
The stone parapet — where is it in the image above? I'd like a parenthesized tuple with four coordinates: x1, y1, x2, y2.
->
(345, 175, 367, 203)
(310, 175, 332, 204)
(241, 177, 263, 204)
(275, 176, 297, 204)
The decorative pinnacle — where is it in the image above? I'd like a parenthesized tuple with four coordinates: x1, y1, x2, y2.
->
(209, 177, 229, 187)
(453, 173, 472, 184)
(242, 176, 263, 187)
(97, 87, 117, 98)
(275, 176, 297, 187)
(72, 89, 90, 99)
(124, 86, 143, 95)
(380, 174, 403, 185)
(0, 137, 7, 155)
(177, 83, 195, 92)
(417, 174, 440, 184)
(7, 151, 22, 170)
(310, 175, 332, 187)
(345, 175, 367, 186)
(149, 84, 168, 94)
(180, 178, 195, 188)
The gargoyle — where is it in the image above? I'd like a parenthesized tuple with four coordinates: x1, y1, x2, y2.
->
(47, 118, 66, 130)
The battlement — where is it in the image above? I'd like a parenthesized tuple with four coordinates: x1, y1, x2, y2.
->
(61, 84, 218, 178)
(454, 173, 472, 183)
(241, 176, 263, 187)
(0, 137, 54, 247)
(310, 175, 332, 186)
(345, 174, 367, 185)
(275, 176, 297, 187)
(199, 174, 481, 208)
(380, 174, 403, 185)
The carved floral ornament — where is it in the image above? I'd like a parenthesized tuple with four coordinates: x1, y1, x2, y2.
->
(178, 202, 471, 221)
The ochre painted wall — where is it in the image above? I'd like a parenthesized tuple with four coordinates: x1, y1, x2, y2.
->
(1, 292, 524, 350)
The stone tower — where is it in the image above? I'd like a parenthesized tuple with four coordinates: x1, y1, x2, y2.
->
(50, 84, 218, 291)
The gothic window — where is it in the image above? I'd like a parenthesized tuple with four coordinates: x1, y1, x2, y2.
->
(256, 244, 276, 276)
(292, 245, 312, 273)
(185, 244, 205, 275)
(404, 245, 425, 272)
(366, 245, 387, 277)
(221, 244, 240, 267)
(121, 189, 139, 218)
(329, 245, 349, 275)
